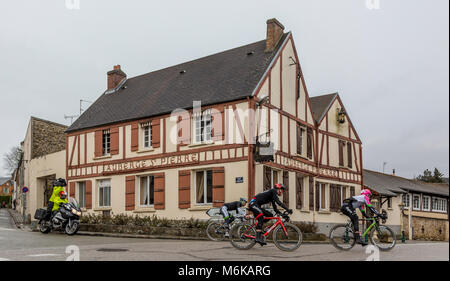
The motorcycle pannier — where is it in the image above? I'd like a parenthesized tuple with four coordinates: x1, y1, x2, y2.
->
(34, 208, 47, 220)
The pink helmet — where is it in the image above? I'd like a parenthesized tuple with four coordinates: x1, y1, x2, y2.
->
(361, 189, 372, 196)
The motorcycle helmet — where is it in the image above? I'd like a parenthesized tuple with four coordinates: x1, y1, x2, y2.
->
(53, 178, 67, 187)
(59, 191, 67, 200)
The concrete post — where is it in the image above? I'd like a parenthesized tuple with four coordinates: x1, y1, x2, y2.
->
(408, 193, 413, 240)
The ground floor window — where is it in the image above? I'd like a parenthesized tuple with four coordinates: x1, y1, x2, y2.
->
(195, 170, 212, 204)
(139, 175, 154, 206)
(78, 182, 86, 208)
(319, 183, 327, 210)
(98, 179, 111, 207)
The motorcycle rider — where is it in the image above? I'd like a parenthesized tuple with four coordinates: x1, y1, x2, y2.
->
(249, 183, 293, 246)
(52, 190, 69, 216)
(45, 178, 67, 221)
(341, 189, 386, 246)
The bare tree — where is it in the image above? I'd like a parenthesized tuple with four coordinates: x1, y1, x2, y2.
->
(2, 146, 23, 174)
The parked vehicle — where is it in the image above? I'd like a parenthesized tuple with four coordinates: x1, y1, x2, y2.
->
(34, 197, 82, 236)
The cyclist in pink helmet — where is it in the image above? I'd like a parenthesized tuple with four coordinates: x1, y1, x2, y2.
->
(341, 189, 386, 246)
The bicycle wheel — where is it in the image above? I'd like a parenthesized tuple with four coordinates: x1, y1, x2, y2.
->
(273, 223, 303, 252)
(229, 222, 257, 250)
(369, 225, 396, 251)
(206, 222, 226, 241)
(329, 224, 356, 251)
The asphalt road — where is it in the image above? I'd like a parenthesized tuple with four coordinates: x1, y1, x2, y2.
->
(0, 209, 448, 261)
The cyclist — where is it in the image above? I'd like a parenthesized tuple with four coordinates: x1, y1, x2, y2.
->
(220, 198, 248, 236)
(341, 189, 386, 246)
(249, 183, 293, 246)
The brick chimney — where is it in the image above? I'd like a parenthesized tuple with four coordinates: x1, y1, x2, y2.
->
(107, 65, 127, 91)
(265, 18, 285, 53)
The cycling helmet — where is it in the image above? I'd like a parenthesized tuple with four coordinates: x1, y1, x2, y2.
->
(274, 183, 286, 190)
(59, 191, 67, 200)
(361, 189, 372, 197)
(53, 178, 67, 187)
(239, 197, 248, 204)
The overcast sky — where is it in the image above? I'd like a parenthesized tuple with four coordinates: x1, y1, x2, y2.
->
(0, 0, 448, 179)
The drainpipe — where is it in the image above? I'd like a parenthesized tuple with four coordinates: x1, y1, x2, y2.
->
(408, 192, 412, 240)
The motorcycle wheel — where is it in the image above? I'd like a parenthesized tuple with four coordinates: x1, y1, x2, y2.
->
(39, 221, 51, 234)
(65, 221, 79, 236)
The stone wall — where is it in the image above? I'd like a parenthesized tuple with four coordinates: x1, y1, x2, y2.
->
(403, 215, 449, 241)
(32, 118, 67, 159)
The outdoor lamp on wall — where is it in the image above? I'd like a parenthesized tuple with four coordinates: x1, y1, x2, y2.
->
(338, 108, 347, 124)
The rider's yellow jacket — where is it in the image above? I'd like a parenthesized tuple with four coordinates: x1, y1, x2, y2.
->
(49, 186, 67, 211)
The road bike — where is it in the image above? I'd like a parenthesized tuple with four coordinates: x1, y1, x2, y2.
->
(329, 210, 396, 251)
(229, 210, 303, 252)
(205, 208, 251, 241)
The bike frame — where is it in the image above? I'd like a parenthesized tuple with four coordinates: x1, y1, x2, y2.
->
(361, 218, 379, 237)
(243, 216, 288, 239)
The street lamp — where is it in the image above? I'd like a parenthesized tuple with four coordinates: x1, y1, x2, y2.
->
(338, 108, 346, 124)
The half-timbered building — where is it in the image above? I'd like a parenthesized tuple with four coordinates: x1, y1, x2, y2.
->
(65, 19, 364, 232)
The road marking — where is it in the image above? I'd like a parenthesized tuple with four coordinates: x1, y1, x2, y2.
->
(0, 227, 16, 231)
(0, 258, 11, 261)
(27, 254, 62, 257)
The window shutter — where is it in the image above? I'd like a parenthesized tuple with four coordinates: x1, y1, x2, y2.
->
(347, 142, 352, 168)
(212, 167, 225, 207)
(264, 166, 272, 191)
(309, 177, 314, 211)
(350, 186, 355, 197)
(85, 180, 92, 209)
(211, 106, 224, 141)
(125, 176, 135, 211)
(283, 171, 289, 206)
(296, 173, 303, 209)
(178, 170, 191, 209)
(315, 181, 320, 211)
(94, 130, 103, 157)
(110, 127, 119, 155)
(131, 123, 139, 152)
(307, 128, 313, 159)
(177, 114, 191, 145)
(154, 173, 165, 210)
(338, 140, 344, 166)
(329, 184, 335, 212)
(69, 182, 75, 198)
(152, 119, 161, 148)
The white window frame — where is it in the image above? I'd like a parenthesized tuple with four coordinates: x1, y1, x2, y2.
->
(319, 183, 328, 211)
(194, 110, 212, 144)
(142, 124, 152, 149)
(98, 179, 111, 207)
(422, 195, 431, 211)
(432, 197, 447, 213)
(77, 182, 86, 208)
(194, 170, 213, 205)
(402, 194, 410, 209)
(139, 175, 154, 207)
(412, 194, 421, 211)
(102, 129, 111, 156)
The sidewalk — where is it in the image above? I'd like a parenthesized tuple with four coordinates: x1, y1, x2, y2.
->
(6, 208, 32, 231)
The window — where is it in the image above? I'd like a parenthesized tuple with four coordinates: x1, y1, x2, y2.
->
(139, 175, 154, 206)
(413, 194, 421, 210)
(423, 196, 430, 211)
(141, 122, 152, 149)
(387, 197, 392, 209)
(102, 129, 111, 156)
(2, 188, 7, 194)
(194, 110, 212, 144)
(319, 183, 327, 210)
(195, 170, 212, 204)
(78, 182, 86, 208)
(402, 194, 410, 209)
(296, 124, 305, 155)
(98, 179, 111, 207)
(306, 128, 313, 159)
(432, 198, 447, 213)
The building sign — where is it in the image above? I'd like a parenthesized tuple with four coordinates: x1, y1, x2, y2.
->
(235, 177, 244, 183)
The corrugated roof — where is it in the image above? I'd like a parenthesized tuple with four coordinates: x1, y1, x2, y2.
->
(364, 169, 449, 197)
(309, 93, 338, 124)
(67, 33, 290, 133)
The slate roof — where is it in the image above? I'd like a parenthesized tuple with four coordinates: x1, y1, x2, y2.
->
(363, 169, 449, 197)
(67, 33, 290, 133)
(309, 93, 338, 124)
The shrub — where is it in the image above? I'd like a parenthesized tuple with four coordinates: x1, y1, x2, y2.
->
(294, 221, 318, 233)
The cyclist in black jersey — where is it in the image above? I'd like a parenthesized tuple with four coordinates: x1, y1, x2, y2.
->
(220, 198, 248, 234)
(249, 183, 293, 245)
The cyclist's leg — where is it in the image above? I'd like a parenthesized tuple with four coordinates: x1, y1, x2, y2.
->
(342, 203, 366, 245)
(249, 203, 266, 245)
(220, 206, 231, 228)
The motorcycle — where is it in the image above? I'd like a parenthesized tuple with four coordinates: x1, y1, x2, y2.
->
(35, 197, 82, 236)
